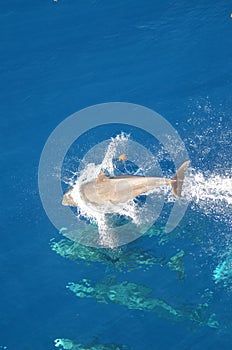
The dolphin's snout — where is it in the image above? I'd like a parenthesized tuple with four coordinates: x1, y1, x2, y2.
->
(62, 195, 70, 206)
(62, 189, 78, 207)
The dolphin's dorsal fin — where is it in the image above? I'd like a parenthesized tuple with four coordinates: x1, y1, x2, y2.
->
(96, 173, 109, 183)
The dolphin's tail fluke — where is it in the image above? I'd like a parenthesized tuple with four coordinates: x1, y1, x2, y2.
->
(171, 160, 190, 197)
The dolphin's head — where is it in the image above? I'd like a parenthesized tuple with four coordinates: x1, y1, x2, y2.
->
(62, 188, 78, 207)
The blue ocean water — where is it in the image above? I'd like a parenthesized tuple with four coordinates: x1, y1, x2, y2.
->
(1, 1, 232, 349)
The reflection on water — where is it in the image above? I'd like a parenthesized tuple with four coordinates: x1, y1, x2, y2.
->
(50, 233, 184, 278)
(213, 253, 232, 290)
(51, 178, 232, 342)
(66, 277, 218, 328)
(51, 236, 165, 271)
(167, 250, 185, 280)
(54, 337, 130, 350)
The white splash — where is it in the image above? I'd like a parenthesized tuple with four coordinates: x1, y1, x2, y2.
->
(183, 169, 232, 223)
(67, 133, 143, 247)
(100, 132, 129, 175)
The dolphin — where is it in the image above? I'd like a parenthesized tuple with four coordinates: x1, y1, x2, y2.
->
(62, 160, 190, 208)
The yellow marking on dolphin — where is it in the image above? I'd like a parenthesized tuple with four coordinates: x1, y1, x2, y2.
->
(118, 154, 127, 161)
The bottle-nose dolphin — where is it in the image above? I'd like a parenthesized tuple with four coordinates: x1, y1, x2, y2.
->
(62, 160, 190, 208)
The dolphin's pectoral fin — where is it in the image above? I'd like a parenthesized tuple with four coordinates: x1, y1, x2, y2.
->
(96, 173, 109, 184)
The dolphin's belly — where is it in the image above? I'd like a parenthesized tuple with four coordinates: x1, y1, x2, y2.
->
(80, 177, 169, 206)
(62, 161, 189, 209)
(108, 177, 168, 202)
(80, 180, 133, 205)
(80, 182, 106, 205)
